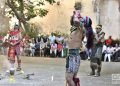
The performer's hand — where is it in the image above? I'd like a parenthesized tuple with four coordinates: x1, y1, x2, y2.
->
(12, 41, 20, 46)
(11, 43, 15, 46)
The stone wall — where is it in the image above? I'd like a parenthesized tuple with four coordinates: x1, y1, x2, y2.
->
(31, 0, 96, 35)
(99, 0, 120, 39)
(30, 0, 120, 38)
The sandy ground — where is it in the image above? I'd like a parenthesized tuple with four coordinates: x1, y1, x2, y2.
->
(0, 55, 120, 86)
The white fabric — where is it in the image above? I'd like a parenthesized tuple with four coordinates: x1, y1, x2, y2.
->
(104, 54, 112, 62)
(3, 34, 9, 42)
(50, 49, 57, 55)
(50, 43, 57, 56)
(10, 62, 15, 70)
(40, 42, 45, 49)
(56, 37, 64, 42)
(114, 46, 120, 52)
(51, 43, 57, 49)
(104, 47, 113, 62)
(102, 45, 107, 53)
(30, 43, 35, 50)
(106, 47, 114, 54)
(49, 35, 56, 44)
(30, 43, 35, 56)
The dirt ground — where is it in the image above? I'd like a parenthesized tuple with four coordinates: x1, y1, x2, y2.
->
(0, 55, 120, 86)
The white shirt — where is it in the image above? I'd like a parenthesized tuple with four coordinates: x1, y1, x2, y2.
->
(49, 35, 56, 44)
(30, 43, 35, 50)
(106, 47, 114, 54)
(40, 42, 45, 49)
(102, 45, 107, 53)
(114, 46, 120, 52)
(56, 37, 64, 42)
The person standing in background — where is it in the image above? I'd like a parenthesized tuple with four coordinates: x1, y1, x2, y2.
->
(49, 33, 56, 44)
(89, 24, 105, 77)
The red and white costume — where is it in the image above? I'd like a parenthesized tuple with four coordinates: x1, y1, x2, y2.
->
(8, 30, 21, 61)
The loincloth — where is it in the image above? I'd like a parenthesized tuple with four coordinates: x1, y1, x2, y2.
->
(66, 49, 81, 74)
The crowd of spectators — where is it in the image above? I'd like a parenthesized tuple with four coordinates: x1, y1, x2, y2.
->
(80, 36, 120, 62)
(19, 33, 68, 58)
(1, 33, 120, 62)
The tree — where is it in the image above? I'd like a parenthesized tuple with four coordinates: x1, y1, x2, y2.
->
(5, 0, 55, 31)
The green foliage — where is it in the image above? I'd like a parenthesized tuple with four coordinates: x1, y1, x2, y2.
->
(74, 2, 82, 10)
(6, 0, 55, 20)
(5, 0, 55, 34)
(45, 0, 56, 4)
(39, 8, 48, 17)
(27, 30, 37, 38)
(22, 28, 38, 38)
(53, 30, 60, 37)
(0, 32, 8, 36)
(26, 5, 37, 20)
(53, 30, 69, 37)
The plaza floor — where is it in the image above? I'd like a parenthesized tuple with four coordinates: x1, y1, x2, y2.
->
(0, 55, 120, 86)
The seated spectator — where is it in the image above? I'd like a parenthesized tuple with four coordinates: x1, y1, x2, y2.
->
(44, 41, 51, 57)
(114, 43, 120, 52)
(57, 42, 63, 57)
(35, 41, 40, 56)
(40, 38, 45, 57)
(104, 45, 114, 62)
(112, 49, 120, 62)
(30, 41, 35, 57)
(50, 42, 57, 57)
(24, 41, 31, 56)
(111, 44, 120, 61)
(102, 44, 107, 61)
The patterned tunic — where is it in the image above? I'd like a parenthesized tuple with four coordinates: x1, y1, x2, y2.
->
(8, 30, 21, 60)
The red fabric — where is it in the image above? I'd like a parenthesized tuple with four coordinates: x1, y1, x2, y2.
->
(9, 31, 20, 36)
(73, 77, 80, 86)
(57, 43, 63, 51)
(8, 30, 21, 58)
(9, 30, 21, 43)
(106, 39, 112, 46)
